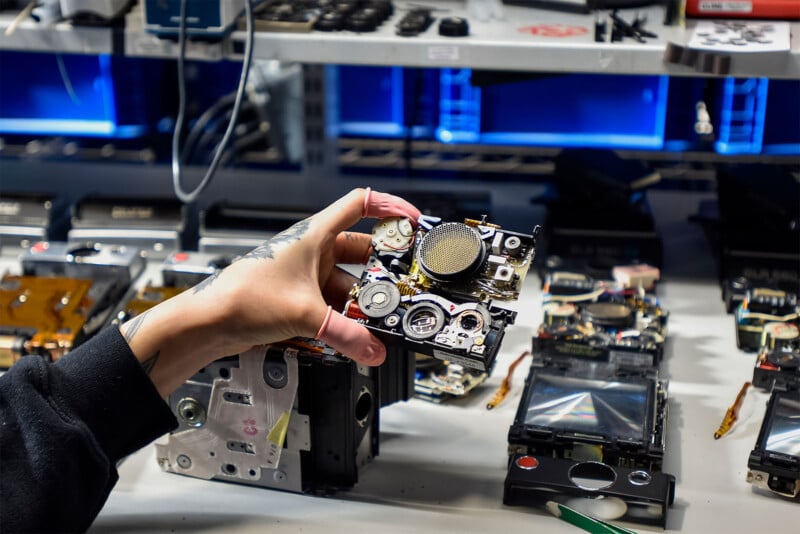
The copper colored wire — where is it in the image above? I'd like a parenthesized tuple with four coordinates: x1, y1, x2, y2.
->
(486, 350, 531, 410)
(714, 381, 751, 439)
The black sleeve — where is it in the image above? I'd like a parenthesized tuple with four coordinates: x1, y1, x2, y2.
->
(0, 326, 178, 533)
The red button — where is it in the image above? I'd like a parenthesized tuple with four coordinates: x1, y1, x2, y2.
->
(516, 456, 539, 470)
(173, 252, 189, 263)
(31, 241, 49, 254)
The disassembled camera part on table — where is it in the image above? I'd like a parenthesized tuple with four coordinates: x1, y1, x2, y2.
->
(752, 322, 800, 391)
(534, 268, 668, 368)
(157, 339, 380, 494)
(0, 194, 65, 255)
(413, 354, 487, 403)
(345, 215, 540, 372)
(69, 196, 186, 260)
(735, 287, 798, 352)
(746, 388, 800, 499)
(199, 202, 313, 257)
(504, 359, 674, 528)
(0, 241, 144, 368)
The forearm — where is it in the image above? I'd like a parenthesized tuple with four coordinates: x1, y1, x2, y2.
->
(120, 286, 239, 398)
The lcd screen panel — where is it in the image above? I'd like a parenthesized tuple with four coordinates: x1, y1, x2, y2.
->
(766, 395, 800, 457)
(523, 373, 650, 442)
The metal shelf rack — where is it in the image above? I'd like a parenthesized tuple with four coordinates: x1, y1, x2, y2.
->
(1, 3, 798, 78)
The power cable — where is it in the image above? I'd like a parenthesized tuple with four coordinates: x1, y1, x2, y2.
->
(171, 0, 255, 204)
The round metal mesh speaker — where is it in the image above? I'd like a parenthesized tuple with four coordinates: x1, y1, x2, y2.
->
(416, 223, 484, 281)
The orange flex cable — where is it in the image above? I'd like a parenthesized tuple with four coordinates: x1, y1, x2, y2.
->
(714, 381, 751, 440)
(486, 351, 531, 410)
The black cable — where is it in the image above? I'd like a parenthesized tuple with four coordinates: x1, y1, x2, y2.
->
(171, 0, 255, 204)
(190, 104, 260, 164)
(181, 91, 238, 164)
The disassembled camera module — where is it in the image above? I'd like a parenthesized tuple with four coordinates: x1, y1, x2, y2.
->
(735, 287, 799, 353)
(535, 268, 668, 368)
(504, 359, 675, 527)
(345, 215, 539, 372)
(503, 263, 674, 527)
(413, 354, 487, 403)
(747, 388, 800, 499)
(0, 242, 143, 368)
(752, 322, 800, 391)
(157, 339, 379, 493)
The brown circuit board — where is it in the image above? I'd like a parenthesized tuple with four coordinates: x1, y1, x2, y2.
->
(0, 275, 96, 367)
(120, 285, 186, 320)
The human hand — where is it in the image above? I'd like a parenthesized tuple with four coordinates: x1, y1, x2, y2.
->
(120, 188, 420, 396)
(204, 187, 421, 364)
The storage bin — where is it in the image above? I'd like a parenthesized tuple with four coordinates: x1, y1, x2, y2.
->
(334, 65, 437, 139)
(436, 70, 669, 150)
(0, 51, 151, 138)
(714, 77, 769, 155)
(761, 79, 800, 155)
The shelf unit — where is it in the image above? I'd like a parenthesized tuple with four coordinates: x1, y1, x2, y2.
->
(0, 3, 798, 78)
(0, 2, 797, 217)
(0, 5, 797, 531)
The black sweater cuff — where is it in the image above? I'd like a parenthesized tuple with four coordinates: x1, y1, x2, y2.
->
(54, 326, 178, 462)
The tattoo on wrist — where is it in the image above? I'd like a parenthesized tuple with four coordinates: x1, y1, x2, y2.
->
(191, 218, 311, 293)
(121, 312, 148, 344)
(244, 218, 311, 261)
(191, 270, 220, 294)
(140, 351, 160, 375)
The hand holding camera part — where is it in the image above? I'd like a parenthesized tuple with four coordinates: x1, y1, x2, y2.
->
(119, 188, 421, 397)
(344, 215, 540, 372)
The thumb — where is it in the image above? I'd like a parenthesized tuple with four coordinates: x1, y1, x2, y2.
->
(315, 306, 386, 366)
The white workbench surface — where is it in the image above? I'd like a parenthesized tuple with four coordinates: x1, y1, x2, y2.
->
(2, 189, 796, 533)
(87, 275, 797, 534)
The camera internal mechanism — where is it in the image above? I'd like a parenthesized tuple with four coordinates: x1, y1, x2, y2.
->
(0, 242, 143, 368)
(735, 287, 799, 352)
(746, 388, 800, 499)
(69, 196, 186, 259)
(534, 269, 667, 368)
(753, 322, 800, 391)
(345, 216, 539, 372)
(157, 340, 379, 494)
(504, 359, 674, 527)
(413, 354, 487, 403)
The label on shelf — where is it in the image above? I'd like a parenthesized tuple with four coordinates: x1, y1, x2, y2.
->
(688, 21, 790, 53)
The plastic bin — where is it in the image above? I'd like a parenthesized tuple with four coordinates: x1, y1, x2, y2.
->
(436, 70, 669, 150)
(334, 65, 437, 139)
(714, 77, 769, 155)
(762, 79, 800, 155)
(0, 51, 151, 138)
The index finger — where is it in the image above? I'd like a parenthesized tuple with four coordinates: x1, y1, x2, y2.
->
(315, 188, 422, 236)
